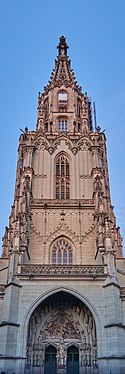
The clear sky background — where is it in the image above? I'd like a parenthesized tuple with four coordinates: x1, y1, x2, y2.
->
(0, 0, 125, 255)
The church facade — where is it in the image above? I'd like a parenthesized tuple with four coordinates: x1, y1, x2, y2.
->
(0, 36, 125, 374)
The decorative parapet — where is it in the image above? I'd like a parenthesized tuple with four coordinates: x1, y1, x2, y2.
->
(19, 264, 105, 278)
(120, 287, 125, 299)
(31, 199, 95, 208)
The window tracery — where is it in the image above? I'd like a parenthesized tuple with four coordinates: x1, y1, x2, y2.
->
(51, 237, 73, 265)
(77, 98, 82, 117)
(56, 154, 70, 199)
(44, 98, 49, 118)
(58, 118, 68, 132)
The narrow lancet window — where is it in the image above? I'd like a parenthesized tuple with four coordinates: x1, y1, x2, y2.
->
(55, 154, 70, 199)
(58, 118, 68, 132)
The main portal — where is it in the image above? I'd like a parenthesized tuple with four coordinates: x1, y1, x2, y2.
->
(26, 292, 98, 374)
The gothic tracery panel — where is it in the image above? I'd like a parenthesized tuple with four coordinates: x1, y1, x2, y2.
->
(51, 237, 73, 265)
(55, 153, 70, 199)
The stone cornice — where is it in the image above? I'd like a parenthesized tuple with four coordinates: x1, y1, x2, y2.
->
(0, 321, 20, 327)
(104, 323, 125, 329)
(103, 282, 120, 289)
(98, 355, 125, 360)
(31, 198, 95, 209)
(18, 264, 105, 281)
(0, 355, 26, 360)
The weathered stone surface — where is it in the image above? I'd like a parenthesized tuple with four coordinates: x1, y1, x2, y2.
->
(0, 36, 125, 374)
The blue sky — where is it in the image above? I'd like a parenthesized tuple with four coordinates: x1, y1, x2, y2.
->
(0, 0, 125, 254)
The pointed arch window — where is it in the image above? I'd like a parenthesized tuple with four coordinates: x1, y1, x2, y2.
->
(56, 154, 70, 199)
(58, 118, 68, 132)
(51, 237, 73, 265)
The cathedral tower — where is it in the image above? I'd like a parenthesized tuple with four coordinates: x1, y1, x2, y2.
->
(0, 36, 125, 374)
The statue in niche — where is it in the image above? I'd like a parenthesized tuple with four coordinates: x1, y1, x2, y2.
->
(87, 348, 91, 366)
(24, 175, 31, 191)
(81, 345, 91, 367)
(57, 344, 66, 368)
(94, 175, 102, 193)
(84, 312, 89, 325)
(26, 344, 32, 367)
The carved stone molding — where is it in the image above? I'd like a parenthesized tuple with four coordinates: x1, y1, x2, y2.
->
(120, 287, 125, 299)
(0, 285, 6, 293)
(79, 174, 92, 179)
(19, 264, 104, 277)
(31, 198, 95, 208)
(33, 173, 47, 179)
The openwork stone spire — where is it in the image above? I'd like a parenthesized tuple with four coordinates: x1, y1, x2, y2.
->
(44, 35, 82, 93)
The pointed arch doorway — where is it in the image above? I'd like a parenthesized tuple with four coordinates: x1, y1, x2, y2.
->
(26, 291, 98, 374)
(67, 345, 79, 374)
(44, 345, 57, 374)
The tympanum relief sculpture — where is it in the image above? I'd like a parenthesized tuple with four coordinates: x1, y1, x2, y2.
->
(26, 292, 98, 373)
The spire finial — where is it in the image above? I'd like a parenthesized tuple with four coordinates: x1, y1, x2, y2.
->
(57, 35, 69, 57)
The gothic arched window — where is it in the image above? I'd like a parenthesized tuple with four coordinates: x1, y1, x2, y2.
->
(56, 154, 70, 199)
(51, 237, 73, 265)
(58, 118, 68, 132)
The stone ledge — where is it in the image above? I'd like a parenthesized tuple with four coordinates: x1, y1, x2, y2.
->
(19, 264, 105, 277)
(31, 198, 95, 208)
(0, 321, 20, 327)
(5, 279, 22, 288)
(98, 355, 125, 360)
(104, 323, 125, 329)
(103, 281, 120, 289)
(0, 355, 26, 359)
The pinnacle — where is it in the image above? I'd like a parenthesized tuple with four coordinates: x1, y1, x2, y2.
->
(44, 36, 82, 93)
(57, 35, 69, 57)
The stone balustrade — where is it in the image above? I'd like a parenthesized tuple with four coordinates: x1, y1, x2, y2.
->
(19, 264, 105, 277)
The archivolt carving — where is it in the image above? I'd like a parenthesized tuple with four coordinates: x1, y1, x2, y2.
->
(26, 292, 98, 370)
